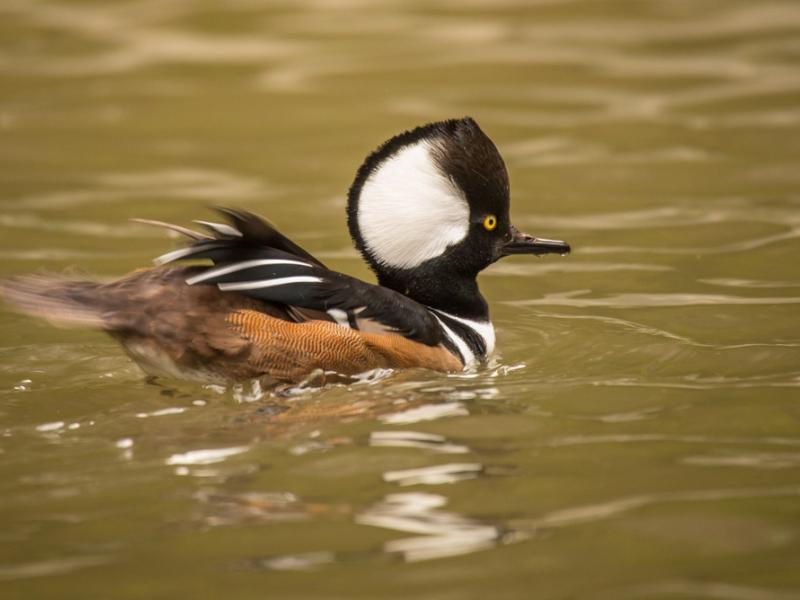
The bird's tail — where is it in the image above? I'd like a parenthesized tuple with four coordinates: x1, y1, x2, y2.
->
(0, 274, 108, 328)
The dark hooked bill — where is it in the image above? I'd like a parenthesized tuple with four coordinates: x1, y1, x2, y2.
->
(502, 226, 571, 256)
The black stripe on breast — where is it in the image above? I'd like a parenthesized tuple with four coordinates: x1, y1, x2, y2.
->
(434, 312, 487, 361)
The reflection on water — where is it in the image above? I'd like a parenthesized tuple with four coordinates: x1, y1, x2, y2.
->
(382, 463, 484, 486)
(357, 492, 515, 563)
(165, 446, 250, 466)
(0, 555, 114, 582)
(7, 169, 269, 212)
(370, 430, 469, 454)
(620, 581, 800, 600)
(519, 485, 800, 532)
(511, 291, 800, 308)
(2, 0, 800, 597)
(681, 453, 800, 469)
(249, 551, 335, 572)
(193, 490, 312, 528)
(379, 401, 469, 425)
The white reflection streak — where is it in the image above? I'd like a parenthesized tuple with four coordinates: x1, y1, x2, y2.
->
(370, 431, 469, 454)
(135, 407, 186, 418)
(383, 463, 483, 486)
(258, 552, 334, 571)
(357, 493, 506, 562)
(380, 402, 468, 425)
(165, 446, 248, 466)
(35, 421, 65, 432)
(116, 437, 134, 461)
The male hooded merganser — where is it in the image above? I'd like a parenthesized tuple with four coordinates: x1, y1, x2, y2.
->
(1, 117, 569, 385)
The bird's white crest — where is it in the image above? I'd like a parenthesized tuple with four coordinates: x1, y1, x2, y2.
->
(357, 140, 470, 269)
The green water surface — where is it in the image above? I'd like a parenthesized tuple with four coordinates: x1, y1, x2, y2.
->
(1, 1, 799, 598)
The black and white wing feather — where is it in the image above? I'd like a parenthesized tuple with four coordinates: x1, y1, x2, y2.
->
(145, 208, 444, 346)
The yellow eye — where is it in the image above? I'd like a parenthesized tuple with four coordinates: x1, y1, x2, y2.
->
(483, 214, 497, 231)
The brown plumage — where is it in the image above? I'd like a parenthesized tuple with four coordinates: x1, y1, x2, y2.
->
(226, 309, 461, 383)
(1, 266, 461, 384)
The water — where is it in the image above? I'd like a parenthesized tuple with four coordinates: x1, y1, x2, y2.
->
(1, 1, 799, 598)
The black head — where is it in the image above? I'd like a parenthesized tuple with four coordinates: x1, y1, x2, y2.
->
(347, 117, 569, 317)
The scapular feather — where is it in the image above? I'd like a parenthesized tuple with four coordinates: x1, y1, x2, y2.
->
(146, 208, 444, 346)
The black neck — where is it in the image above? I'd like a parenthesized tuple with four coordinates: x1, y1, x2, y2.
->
(376, 267, 489, 321)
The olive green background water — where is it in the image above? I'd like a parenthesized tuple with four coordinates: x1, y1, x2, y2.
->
(1, 1, 799, 598)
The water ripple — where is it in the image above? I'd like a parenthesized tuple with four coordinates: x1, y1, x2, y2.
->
(519, 204, 800, 231)
(486, 262, 672, 276)
(3, 0, 303, 76)
(382, 463, 483, 486)
(544, 434, 800, 449)
(165, 446, 249, 466)
(700, 278, 800, 289)
(370, 431, 469, 454)
(620, 580, 800, 600)
(519, 486, 800, 531)
(379, 402, 469, 425)
(0, 555, 112, 581)
(528, 312, 800, 349)
(7, 169, 270, 211)
(357, 492, 515, 562)
(682, 453, 800, 469)
(509, 291, 800, 308)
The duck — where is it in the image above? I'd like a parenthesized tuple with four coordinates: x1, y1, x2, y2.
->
(1, 117, 570, 386)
